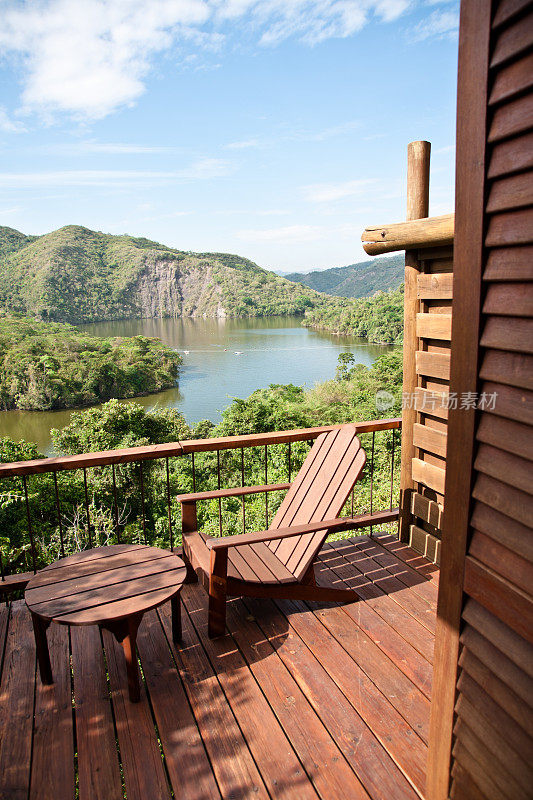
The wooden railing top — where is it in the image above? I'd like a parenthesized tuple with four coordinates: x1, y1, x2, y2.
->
(0, 418, 401, 477)
(361, 212, 454, 255)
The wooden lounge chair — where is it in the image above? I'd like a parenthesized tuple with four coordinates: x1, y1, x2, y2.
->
(179, 425, 378, 637)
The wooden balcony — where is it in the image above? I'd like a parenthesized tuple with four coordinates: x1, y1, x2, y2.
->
(0, 532, 438, 800)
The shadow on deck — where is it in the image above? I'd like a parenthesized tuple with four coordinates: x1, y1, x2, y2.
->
(0, 534, 438, 800)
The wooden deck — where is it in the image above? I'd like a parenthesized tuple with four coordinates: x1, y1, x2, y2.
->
(0, 534, 438, 800)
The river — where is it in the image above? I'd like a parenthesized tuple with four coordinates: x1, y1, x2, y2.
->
(0, 316, 395, 454)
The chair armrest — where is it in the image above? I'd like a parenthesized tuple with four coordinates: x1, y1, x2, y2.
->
(177, 482, 290, 504)
(209, 517, 354, 550)
(208, 509, 399, 550)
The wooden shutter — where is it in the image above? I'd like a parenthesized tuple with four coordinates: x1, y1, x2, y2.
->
(427, 2, 533, 799)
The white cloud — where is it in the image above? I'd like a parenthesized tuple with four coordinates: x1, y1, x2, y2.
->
(0, 206, 22, 215)
(224, 119, 361, 150)
(434, 144, 455, 155)
(237, 224, 324, 243)
(0, 107, 26, 133)
(236, 221, 364, 243)
(0, 159, 232, 188)
(0, 0, 412, 121)
(0, 0, 210, 120)
(224, 138, 262, 150)
(33, 140, 182, 155)
(69, 141, 179, 154)
(302, 178, 377, 203)
(411, 9, 459, 42)
(304, 120, 361, 141)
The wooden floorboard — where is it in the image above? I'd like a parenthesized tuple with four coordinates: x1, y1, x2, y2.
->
(136, 608, 222, 800)
(245, 595, 420, 800)
(334, 539, 436, 633)
(102, 628, 172, 800)
(319, 543, 435, 663)
(0, 602, 36, 800)
(374, 534, 440, 583)
(30, 621, 75, 800)
(182, 585, 321, 800)
(302, 573, 431, 742)
(159, 597, 271, 800)
(71, 624, 123, 800)
(0, 537, 437, 800)
(225, 596, 370, 800)
(314, 554, 433, 697)
(275, 595, 428, 794)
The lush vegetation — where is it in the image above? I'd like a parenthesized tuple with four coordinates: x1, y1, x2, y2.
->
(0, 316, 181, 410)
(0, 225, 322, 324)
(0, 351, 402, 576)
(303, 285, 404, 344)
(285, 253, 404, 298)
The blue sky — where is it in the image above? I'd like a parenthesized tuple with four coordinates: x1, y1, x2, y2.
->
(0, 0, 459, 271)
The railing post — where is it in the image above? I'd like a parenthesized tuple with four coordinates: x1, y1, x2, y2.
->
(399, 140, 431, 543)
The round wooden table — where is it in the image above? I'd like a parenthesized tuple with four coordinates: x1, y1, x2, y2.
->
(25, 544, 186, 702)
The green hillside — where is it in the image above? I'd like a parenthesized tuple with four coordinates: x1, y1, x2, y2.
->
(0, 225, 320, 324)
(0, 315, 181, 410)
(0, 226, 38, 258)
(303, 285, 404, 344)
(285, 253, 404, 298)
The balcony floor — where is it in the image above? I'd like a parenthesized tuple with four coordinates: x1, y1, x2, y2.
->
(0, 534, 438, 800)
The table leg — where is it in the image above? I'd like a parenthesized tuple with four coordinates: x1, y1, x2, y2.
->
(107, 614, 143, 703)
(31, 612, 53, 685)
(171, 591, 181, 643)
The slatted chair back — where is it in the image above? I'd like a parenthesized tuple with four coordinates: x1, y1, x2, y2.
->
(266, 426, 365, 581)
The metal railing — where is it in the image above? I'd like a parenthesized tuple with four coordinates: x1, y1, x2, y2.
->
(0, 418, 401, 594)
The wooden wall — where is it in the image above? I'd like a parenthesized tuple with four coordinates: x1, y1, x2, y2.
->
(428, 1, 533, 798)
(407, 244, 454, 563)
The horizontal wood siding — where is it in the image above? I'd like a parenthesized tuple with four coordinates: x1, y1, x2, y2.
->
(450, 3, 533, 797)
(406, 249, 453, 563)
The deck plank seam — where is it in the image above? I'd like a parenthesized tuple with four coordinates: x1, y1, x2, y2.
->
(243, 594, 422, 800)
(237, 594, 375, 800)
(269, 596, 428, 797)
(152, 605, 224, 800)
(98, 625, 127, 800)
(322, 539, 436, 635)
(158, 598, 272, 800)
(135, 641, 176, 800)
(302, 595, 431, 742)
(314, 548, 435, 676)
(224, 595, 372, 800)
(306, 562, 433, 721)
(316, 546, 435, 665)
(342, 537, 437, 624)
(352, 538, 438, 610)
(179, 586, 322, 800)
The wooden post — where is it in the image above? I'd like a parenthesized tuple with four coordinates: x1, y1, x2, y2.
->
(399, 140, 431, 543)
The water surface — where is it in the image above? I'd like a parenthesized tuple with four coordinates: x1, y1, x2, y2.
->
(0, 316, 393, 454)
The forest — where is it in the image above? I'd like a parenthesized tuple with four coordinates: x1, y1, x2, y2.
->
(0, 316, 181, 410)
(303, 285, 404, 344)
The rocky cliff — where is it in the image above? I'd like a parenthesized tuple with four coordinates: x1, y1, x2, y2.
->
(0, 225, 320, 324)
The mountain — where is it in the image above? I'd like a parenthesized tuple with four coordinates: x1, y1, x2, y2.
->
(0, 226, 39, 258)
(0, 225, 320, 324)
(285, 254, 404, 298)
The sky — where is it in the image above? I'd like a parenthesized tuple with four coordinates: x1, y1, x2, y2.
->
(0, 0, 459, 272)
